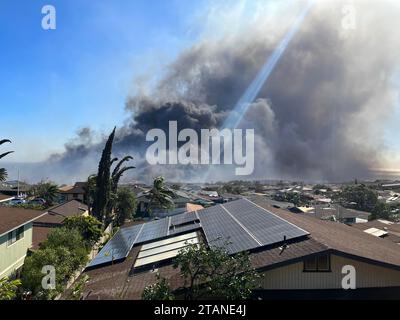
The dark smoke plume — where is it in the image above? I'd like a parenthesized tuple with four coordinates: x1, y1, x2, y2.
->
(11, 0, 400, 183)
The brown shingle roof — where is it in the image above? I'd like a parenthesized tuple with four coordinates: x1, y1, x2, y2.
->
(58, 182, 86, 194)
(0, 193, 13, 201)
(250, 238, 329, 270)
(248, 196, 400, 269)
(31, 226, 53, 250)
(34, 200, 88, 225)
(0, 206, 46, 236)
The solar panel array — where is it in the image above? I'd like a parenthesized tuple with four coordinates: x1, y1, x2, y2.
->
(197, 205, 259, 254)
(222, 199, 308, 246)
(198, 199, 309, 254)
(168, 222, 201, 236)
(136, 218, 169, 243)
(170, 212, 199, 226)
(87, 224, 143, 268)
(88, 198, 309, 268)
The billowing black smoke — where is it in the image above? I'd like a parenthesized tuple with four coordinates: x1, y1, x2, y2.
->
(11, 0, 400, 183)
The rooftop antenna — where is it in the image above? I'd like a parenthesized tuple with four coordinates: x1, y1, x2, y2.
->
(279, 235, 289, 254)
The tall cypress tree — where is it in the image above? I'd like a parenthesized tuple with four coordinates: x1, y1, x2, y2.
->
(92, 127, 116, 222)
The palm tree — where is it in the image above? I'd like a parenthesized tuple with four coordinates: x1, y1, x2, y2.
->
(35, 181, 58, 207)
(111, 156, 135, 194)
(146, 176, 175, 217)
(0, 139, 14, 182)
(106, 156, 135, 214)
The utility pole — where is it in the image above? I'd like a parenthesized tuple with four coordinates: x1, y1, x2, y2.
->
(17, 169, 20, 198)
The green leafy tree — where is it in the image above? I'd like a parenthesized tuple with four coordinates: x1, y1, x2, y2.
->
(84, 174, 97, 215)
(64, 215, 103, 245)
(41, 228, 89, 264)
(0, 139, 14, 182)
(115, 187, 137, 226)
(173, 242, 259, 300)
(21, 247, 75, 299)
(146, 176, 175, 217)
(339, 184, 378, 212)
(142, 274, 174, 300)
(34, 181, 59, 207)
(0, 277, 21, 300)
(370, 202, 391, 220)
(21, 228, 89, 299)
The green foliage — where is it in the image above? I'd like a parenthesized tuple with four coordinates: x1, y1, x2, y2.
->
(146, 176, 175, 217)
(339, 184, 378, 212)
(33, 181, 59, 207)
(274, 192, 311, 206)
(173, 242, 259, 300)
(21, 228, 89, 299)
(0, 277, 21, 300)
(13, 203, 46, 211)
(93, 127, 116, 222)
(92, 128, 135, 224)
(115, 187, 137, 226)
(64, 215, 103, 245)
(370, 202, 391, 220)
(21, 247, 70, 299)
(0, 139, 13, 182)
(142, 274, 174, 300)
(107, 156, 135, 215)
(84, 174, 97, 215)
(40, 228, 89, 268)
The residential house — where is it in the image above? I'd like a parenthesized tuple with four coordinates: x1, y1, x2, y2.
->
(77, 196, 400, 299)
(58, 182, 87, 203)
(0, 181, 32, 197)
(32, 200, 89, 249)
(0, 207, 45, 278)
(292, 204, 371, 224)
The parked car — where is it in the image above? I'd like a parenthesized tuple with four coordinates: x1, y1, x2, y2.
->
(9, 198, 26, 205)
(29, 198, 46, 205)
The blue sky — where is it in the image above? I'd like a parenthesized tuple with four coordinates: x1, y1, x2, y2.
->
(0, 0, 206, 161)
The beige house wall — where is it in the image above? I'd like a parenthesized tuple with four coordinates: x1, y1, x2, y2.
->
(261, 254, 400, 290)
(0, 223, 33, 279)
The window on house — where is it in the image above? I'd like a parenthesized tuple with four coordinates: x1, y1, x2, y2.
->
(303, 254, 331, 272)
(7, 226, 25, 246)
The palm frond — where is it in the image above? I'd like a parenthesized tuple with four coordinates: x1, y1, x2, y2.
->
(112, 156, 133, 178)
(0, 139, 11, 146)
(0, 151, 14, 160)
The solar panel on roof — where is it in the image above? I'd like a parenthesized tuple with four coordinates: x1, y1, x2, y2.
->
(170, 212, 199, 226)
(135, 218, 169, 243)
(168, 222, 201, 235)
(222, 199, 309, 246)
(87, 224, 143, 268)
(197, 205, 259, 254)
(197, 199, 309, 254)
